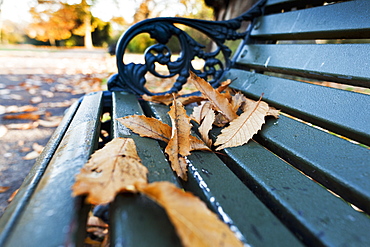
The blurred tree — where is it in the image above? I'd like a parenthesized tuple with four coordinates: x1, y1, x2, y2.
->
(27, 3, 79, 46)
(28, 0, 98, 48)
(0, 0, 4, 43)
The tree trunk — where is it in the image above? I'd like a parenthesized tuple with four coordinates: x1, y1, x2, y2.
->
(84, 13, 93, 49)
(81, 0, 93, 49)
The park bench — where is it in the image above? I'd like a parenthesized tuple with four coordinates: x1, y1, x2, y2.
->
(1, 0, 370, 246)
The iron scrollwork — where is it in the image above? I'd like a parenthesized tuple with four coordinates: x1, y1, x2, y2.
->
(108, 0, 266, 95)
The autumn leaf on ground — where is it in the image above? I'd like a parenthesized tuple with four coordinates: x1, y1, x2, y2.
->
(189, 71, 237, 122)
(3, 112, 42, 121)
(0, 186, 10, 193)
(214, 98, 270, 150)
(72, 137, 148, 204)
(138, 181, 244, 247)
(165, 98, 192, 180)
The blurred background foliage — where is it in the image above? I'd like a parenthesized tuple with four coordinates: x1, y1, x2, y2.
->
(0, 0, 215, 52)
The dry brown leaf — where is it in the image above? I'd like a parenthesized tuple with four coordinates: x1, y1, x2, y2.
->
(6, 122, 39, 130)
(189, 71, 238, 122)
(118, 115, 209, 152)
(231, 92, 246, 113)
(3, 112, 42, 121)
(37, 117, 62, 128)
(117, 115, 171, 143)
(177, 95, 205, 106)
(216, 79, 232, 93)
(138, 181, 244, 247)
(190, 136, 212, 152)
(215, 99, 270, 150)
(72, 137, 148, 204)
(191, 101, 213, 124)
(8, 189, 19, 202)
(165, 98, 192, 180)
(267, 107, 280, 118)
(0, 186, 10, 193)
(23, 150, 41, 160)
(142, 93, 205, 106)
(241, 96, 280, 119)
(142, 93, 174, 105)
(5, 105, 38, 113)
(198, 109, 215, 148)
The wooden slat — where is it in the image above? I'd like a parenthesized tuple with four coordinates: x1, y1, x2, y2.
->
(253, 0, 370, 39)
(225, 69, 370, 146)
(0, 92, 104, 247)
(110, 92, 182, 247)
(0, 100, 80, 246)
(258, 115, 370, 214)
(236, 44, 370, 87)
(145, 102, 304, 247)
(222, 138, 370, 247)
(265, 0, 328, 13)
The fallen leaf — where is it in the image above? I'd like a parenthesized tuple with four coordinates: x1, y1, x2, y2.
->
(216, 79, 232, 93)
(0, 125, 7, 138)
(0, 186, 10, 193)
(117, 115, 171, 143)
(3, 112, 42, 121)
(142, 93, 174, 105)
(8, 189, 19, 202)
(191, 101, 213, 124)
(165, 98, 191, 180)
(189, 71, 238, 122)
(6, 122, 39, 130)
(138, 181, 244, 247)
(30, 96, 43, 104)
(5, 105, 38, 113)
(37, 117, 62, 128)
(118, 115, 209, 152)
(214, 98, 270, 150)
(189, 136, 212, 152)
(198, 109, 215, 148)
(72, 137, 148, 204)
(23, 151, 41, 160)
(267, 107, 280, 118)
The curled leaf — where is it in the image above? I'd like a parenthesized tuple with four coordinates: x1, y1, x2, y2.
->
(189, 71, 238, 122)
(72, 138, 148, 204)
(138, 181, 244, 247)
(165, 98, 192, 180)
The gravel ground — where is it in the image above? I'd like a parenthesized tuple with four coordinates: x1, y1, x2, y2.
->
(0, 45, 118, 217)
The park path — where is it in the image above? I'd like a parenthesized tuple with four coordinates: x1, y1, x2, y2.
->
(0, 45, 119, 217)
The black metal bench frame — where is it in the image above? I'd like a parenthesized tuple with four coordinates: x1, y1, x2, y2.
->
(1, 0, 369, 246)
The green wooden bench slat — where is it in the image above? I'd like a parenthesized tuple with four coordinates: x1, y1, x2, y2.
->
(144, 102, 304, 247)
(253, 0, 370, 39)
(0, 100, 80, 246)
(236, 44, 370, 87)
(110, 92, 182, 247)
(225, 69, 370, 146)
(222, 139, 370, 247)
(0, 92, 104, 247)
(258, 115, 370, 214)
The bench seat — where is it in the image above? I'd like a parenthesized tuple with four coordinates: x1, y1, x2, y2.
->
(0, 0, 369, 246)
